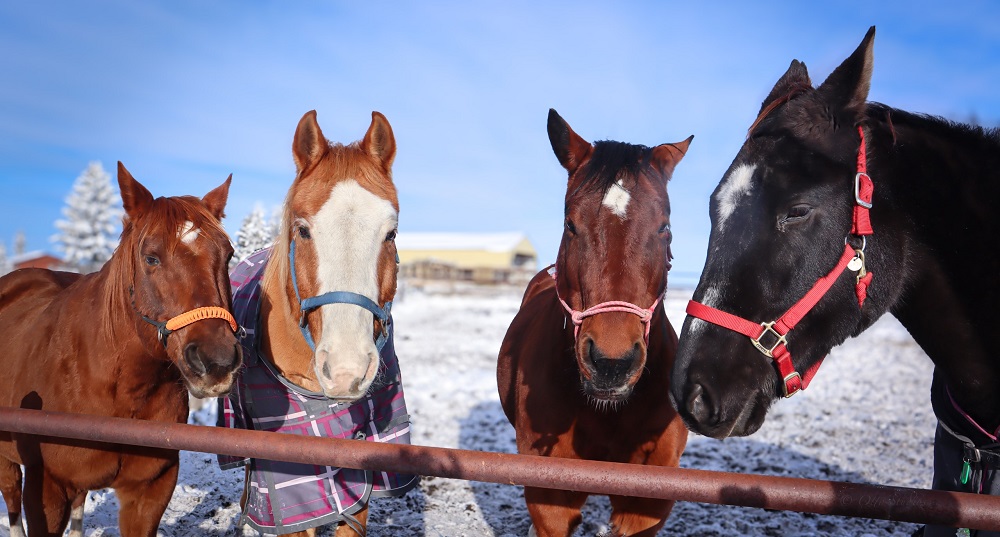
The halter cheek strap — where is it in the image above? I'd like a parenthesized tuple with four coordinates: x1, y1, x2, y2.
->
(687, 125, 875, 398)
(289, 238, 392, 352)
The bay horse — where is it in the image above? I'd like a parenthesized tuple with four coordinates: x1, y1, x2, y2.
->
(497, 109, 692, 536)
(218, 110, 415, 536)
(670, 27, 1000, 535)
(0, 164, 241, 537)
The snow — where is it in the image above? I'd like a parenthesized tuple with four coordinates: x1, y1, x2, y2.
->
(0, 285, 937, 536)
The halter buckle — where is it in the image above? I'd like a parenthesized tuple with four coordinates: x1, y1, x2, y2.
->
(751, 321, 786, 358)
(782, 372, 802, 398)
(854, 172, 873, 209)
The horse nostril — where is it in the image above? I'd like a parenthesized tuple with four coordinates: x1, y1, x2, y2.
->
(591, 353, 636, 385)
(322, 361, 332, 381)
(686, 383, 715, 425)
(184, 343, 207, 377)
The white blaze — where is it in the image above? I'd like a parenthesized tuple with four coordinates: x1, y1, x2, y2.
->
(602, 179, 631, 218)
(309, 180, 397, 398)
(714, 164, 756, 233)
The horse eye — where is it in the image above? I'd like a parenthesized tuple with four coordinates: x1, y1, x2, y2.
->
(786, 205, 813, 220)
(565, 219, 577, 235)
(385, 229, 397, 242)
(298, 226, 312, 240)
(658, 223, 672, 242)
(144, 255, 160, 267)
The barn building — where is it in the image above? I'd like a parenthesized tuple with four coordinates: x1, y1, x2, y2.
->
(396, 232, 537, 285)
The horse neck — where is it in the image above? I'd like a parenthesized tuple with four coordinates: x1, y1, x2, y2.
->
(259, 264, 319, 391)
(69, 264, 183, 409)
(870, 107, 1000, 426)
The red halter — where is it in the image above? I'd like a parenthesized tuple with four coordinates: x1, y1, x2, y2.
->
(686, 126, 874, 397)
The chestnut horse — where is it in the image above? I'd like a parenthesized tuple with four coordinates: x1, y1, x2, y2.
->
(498, 109, 691, 536)
(219, 111, 415, 536)
(0, 164, 241, 537)
(670, 27, 1000, 536)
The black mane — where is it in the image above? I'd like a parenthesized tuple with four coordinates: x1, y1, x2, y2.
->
(577, 140, 654, 194)
(867, 102, 1000, 147)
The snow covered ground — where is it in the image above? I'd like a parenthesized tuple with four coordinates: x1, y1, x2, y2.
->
(0, 283, 937, 536)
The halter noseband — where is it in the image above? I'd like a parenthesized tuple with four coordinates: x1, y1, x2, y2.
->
(131, 288, 241, 348)
(551, 268, 662, 344)
(686, 125, 875, 398)
(289, 238, 392, 352)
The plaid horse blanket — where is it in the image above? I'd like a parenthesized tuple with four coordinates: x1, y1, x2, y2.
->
(218, 247, 417, 535)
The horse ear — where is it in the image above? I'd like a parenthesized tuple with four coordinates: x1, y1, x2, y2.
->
(361, 111, 396, 170)
(292, 110, 329, 174)
(815, 26, 875, 119)
(201, 174, 232, 221)
(759, 60, 812, 115)
(547, 108, 593, 175)
(651, 135, 694, 179)
(117, 161, 153, 220)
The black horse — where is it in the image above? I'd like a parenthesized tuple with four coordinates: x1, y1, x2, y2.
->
(669, 27, 1000, 535)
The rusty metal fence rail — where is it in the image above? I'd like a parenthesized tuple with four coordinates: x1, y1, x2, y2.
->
(0, 406, 998, 531)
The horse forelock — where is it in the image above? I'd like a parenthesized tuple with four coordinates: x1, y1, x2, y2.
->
(102, 195, 229, 342)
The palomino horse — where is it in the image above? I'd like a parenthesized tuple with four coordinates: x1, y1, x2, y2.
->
(498, 109, 691, 536)
(0, 164, 241, 537)
(670, 27, 1000, 535)
(219, 111, 415, 536)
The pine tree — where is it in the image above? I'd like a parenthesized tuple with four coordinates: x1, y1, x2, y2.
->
(232, 204, 275, 266)
(13, 231, 25, 256)
(0, 242, 11, 276)
(52, 162, 121, 273)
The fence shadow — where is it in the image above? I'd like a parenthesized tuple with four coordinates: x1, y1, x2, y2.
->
(459, 400, 924, 537)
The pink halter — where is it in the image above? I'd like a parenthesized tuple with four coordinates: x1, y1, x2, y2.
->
(550, 268, 662, 343)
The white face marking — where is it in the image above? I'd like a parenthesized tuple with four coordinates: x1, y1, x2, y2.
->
(178, 220, 200, 245)
(714, 164, 756, 233)
(602, 179, 631, 218)
(689, 286, 721, 337)
(309, 179, 397, 398)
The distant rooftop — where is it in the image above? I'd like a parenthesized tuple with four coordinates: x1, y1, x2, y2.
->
(396, 232, 531, 253)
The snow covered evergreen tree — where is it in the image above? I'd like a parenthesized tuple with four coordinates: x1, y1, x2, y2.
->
(0, 242, 11, 276)
(52, 162, 121, 273)
(13, 231, 25, 256)
(232, 204, 275, 266)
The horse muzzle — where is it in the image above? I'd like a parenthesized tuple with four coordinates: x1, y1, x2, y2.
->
(181, 341, 243, 398)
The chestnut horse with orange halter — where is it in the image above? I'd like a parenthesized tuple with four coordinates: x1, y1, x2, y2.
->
(0, 164, 241, 537)
(497, 109, 691, 537)
(219, 111, 415, 537)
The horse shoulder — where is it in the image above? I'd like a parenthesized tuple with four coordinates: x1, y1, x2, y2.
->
(497, 270, 570, 427)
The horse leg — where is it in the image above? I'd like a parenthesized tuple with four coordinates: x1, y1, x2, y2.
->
(334, 503, 368, 536)
(114, 463, 179, 537)
(524, 486, 587, 537)
(66, 492, 86, 537)
(607, 495, 674, 536)
(21, 466, 72, 537)
(0, 458, 26, 537)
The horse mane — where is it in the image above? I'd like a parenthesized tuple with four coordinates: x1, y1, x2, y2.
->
(263, 142, 399, 294)
(865, 102, 1000, 147)
(569, 140, 655, 202)
(102, 195, 228, 342)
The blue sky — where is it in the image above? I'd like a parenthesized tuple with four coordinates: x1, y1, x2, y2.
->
(2, 2, 998, 282)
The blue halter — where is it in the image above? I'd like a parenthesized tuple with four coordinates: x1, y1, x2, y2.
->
(288, 238, 392, 352)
